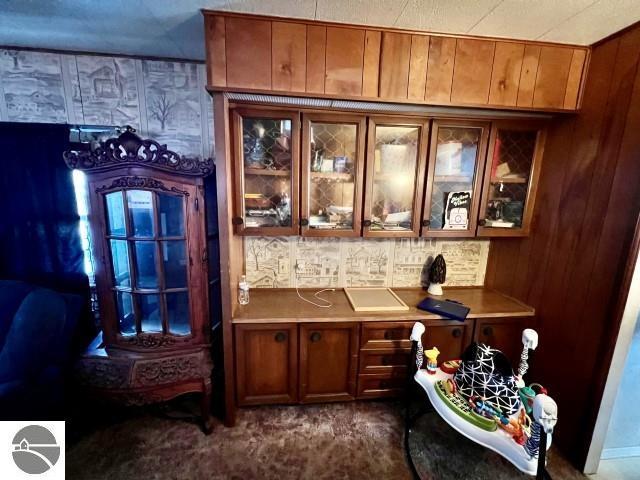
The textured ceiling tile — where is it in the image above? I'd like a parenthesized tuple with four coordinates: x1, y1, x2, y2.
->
(469, 0, 597, 40)
(395, 0, 502, 32)
(315, 0, 407, 27)
(540, 0, 640, 44)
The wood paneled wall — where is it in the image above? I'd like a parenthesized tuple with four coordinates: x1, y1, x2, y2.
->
(204, 11, 589, 112)
(485, 24, 640, 468)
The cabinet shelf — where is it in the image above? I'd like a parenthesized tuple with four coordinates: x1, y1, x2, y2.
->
(434, 175, 474, 183)
(245, 167, 291, 177)
(310, 171, 354, 182)
(490, 176, 528, 184)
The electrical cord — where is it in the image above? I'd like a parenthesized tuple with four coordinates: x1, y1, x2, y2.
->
(294, 263, 335, 308)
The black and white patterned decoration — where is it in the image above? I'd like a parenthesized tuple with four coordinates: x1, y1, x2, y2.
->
(454, 343, 521, 415)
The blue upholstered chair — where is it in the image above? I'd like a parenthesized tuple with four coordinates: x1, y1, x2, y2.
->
(0, 280, 84, 416)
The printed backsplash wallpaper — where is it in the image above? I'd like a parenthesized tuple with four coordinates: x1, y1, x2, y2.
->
(244, 237, 489, 289)
(0, 49, 213, 159)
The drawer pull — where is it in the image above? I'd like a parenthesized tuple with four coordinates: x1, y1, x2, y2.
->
(310, 332, 322, 342)
(300, 218, 309, 226)
(384, 330, 393, 340)
(452, 328, 462, 338)
(274, 332, 287, 343)
(381, 356, 390, 366)
(482, 326, 493, 337)
(232, 216, 244, 226)
(379, 380, 389, 389)
(363, 219, 372, 227)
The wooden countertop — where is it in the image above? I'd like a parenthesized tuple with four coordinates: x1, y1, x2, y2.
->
(232, 287, 534, 323)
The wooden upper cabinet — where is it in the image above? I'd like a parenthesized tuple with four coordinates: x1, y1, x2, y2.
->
(363, 117, 429, 237)
(477, 120, 547, 237)
(203, 12, 589, 111)
(422, 120, 490, 237)
(301, 113, 366, 237)
(325, 27, 366, 96)
(451, 39, 495, 105)
(379, 32, 412, 99)
(272, 22, 307, 92)
(231, 108, 300, 235)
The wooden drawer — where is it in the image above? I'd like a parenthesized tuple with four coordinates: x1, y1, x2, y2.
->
(474, 317, 529, 369)
(359, 348, 411, 374)
(357, 372, 406, 398)
(360, 322, 415, 350)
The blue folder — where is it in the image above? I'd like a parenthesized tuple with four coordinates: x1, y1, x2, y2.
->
(417, 297, 470, 321)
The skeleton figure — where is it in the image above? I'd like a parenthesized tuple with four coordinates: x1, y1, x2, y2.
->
(517, 329, 539, 387)
(410, 323, 426, 370)
(524, 394, 558, 459)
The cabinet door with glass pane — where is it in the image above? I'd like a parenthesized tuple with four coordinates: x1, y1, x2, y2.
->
(232, 108, 300, 235)
(477, 120, 547, 237)
(90, 174, 208, 350)
(363, 117, 429, 237)
(422, 120, 489, 237)
(301, 113, 366, 236)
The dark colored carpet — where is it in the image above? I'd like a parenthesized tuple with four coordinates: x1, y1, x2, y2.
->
(67, 400, 586, 480)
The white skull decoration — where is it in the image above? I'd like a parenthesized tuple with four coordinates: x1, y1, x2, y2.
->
(532, 394, 558, 434)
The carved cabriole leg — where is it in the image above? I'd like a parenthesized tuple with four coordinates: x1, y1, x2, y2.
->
(201, 378, 213, 435)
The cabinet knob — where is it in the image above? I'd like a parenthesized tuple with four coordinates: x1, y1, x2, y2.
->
(422, 219, 430, 227)
(232, 217, 244, 226)
(379, 380, 389, 389)
(300, 218, 309, 226)
(478, 219, 486, 226)
(274, 332, 287, 343)
(452, 328, 462, 338)
(383, 330, 392, 340)
(363, 219, 372, 227)
(381, 356, 390, 366)
(310, 331, 322, 342)
(482, 326, 493, 337)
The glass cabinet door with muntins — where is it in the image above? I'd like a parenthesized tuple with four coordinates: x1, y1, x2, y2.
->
(232, 109, 300, 235)
(422, 120, 489, 237)
(363, 117, 429, 237)
(88, 173, 209, 350)
(301, 114, 366, 236)
(478, 121, 546, 237)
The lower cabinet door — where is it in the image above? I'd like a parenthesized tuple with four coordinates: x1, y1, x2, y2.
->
(235, 323, 298, 406)
(299, 322, 359, 403)
(423, 321, 474, 362)
(474, 318, 527, 368)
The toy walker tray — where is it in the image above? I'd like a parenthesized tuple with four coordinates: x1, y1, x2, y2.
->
(414, 368, 551, 476)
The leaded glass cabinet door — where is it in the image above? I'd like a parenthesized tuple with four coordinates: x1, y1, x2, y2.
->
(232, 108, 300, 235)
(89, 173, 208, 350)
(363, 117, 429, 237)
(477, 121, 547, 237)
(422, 120, 489, 237)
(301, 113, 366, 237)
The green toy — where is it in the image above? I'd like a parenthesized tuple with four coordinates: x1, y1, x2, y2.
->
(435, 380, 497, 432)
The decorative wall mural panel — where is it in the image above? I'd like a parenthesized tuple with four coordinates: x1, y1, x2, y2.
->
(294, 237, 341, 288)
(392, 238, 438, 287)
(0, 49, 67, 122)
(142, 60, 202, 157)
(244, 237, 293, 288)
(76, 56, 141, 128)
(0, 48, 212, 159)
(245, 237, 489, 289)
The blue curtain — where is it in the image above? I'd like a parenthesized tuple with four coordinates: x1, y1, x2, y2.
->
(0, 122, 85, 290)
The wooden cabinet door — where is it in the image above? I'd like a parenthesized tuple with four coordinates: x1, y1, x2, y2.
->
(301, 113, 366, 237)
(474, 318, 527, 369)
(363, 117, 429, 237)
(235, 324, 298, 405)
(231, 108, 300, 235)
(424, 321, 474, 362)
(477, 120, 547, 237)
(299, 323, 359, 403)
(422, 120, 490, 237)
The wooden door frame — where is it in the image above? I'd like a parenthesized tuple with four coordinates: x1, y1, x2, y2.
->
(300, 112, 367, 237)
(231, 107, 301, 236)
(421, 119, 490, 238)
(362, 116, 430, 238)
(476, 119, 547, 237)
